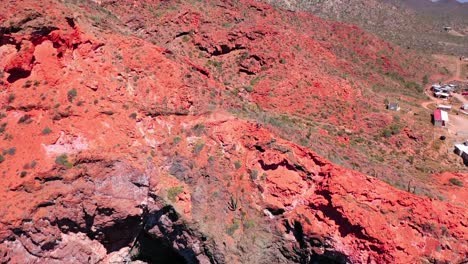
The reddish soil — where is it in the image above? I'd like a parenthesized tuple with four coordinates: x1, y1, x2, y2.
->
(0, 0, 466, 263)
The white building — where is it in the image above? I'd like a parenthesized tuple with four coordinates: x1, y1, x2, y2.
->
(454, 142, 468, 166)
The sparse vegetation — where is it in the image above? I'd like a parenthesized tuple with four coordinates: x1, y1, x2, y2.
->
(449, 178, 463, 187)
(0, 123, 6, 133)
(23, 80, 32, 88)
(244, 85, 254, 93)
(55, 154, 73, 168)
(193, 141, 205, 154)
(67, 89, 77, 102)
(192, 123, 205, 136)
(234, 160, 242, 169)
(226, 219, 240, 236)
(42, 127, 52, 135)
(18, 115, 32, 124)
(227, 196, 238, 211)
(173, 136, 182, 144)
(7, 94, 15, 103)
(3, 147, 16, 156)
(249, 170, 258, 180)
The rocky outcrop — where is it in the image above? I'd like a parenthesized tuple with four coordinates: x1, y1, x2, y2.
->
(0, 0, 466, 263)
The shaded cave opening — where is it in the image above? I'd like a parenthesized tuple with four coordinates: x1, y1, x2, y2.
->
(131, 231, 187, 264)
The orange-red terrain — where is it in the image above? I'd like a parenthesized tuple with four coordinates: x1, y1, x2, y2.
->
(0, 0, 466, 263)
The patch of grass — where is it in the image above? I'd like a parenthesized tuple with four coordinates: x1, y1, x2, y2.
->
(167, 186, 184, 202)
(243, 219, 255, 229)
(250, 75, 263, 86)
(0, 155, 4, 163)
(381, 122, 402, 138)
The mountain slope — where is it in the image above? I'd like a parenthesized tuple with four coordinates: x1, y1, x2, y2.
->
(262, 0, 468, 55)
(0, 0, 466, 263)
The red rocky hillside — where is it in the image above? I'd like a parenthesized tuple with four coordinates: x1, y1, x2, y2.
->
(0, 0, 466, 263)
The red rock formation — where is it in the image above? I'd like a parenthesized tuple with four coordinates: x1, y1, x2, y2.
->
(0, 0, 466, 263)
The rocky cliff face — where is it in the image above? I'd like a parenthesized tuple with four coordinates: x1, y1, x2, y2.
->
(0, 0, 466, 263)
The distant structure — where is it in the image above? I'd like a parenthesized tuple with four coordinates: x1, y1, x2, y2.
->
(444, 26, 452, 31)
(461, 104, 468, 110)
(433, 109, 449, 127)
(434, 92, 450, 99)
(454, 141, 468, 166)
(387, 102, 400, 111)
(432, 84, 455, 94)
(437, 104, 452, 111)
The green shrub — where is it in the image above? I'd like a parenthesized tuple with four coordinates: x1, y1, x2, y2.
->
(193, 142, 205, 154)
(244, 86, 254, 93)
(3, 147, 16, 156)
(0, 155, 4, 163)
(192, 123, 205, 136)
(249, 170, 258, 180)
(243, 219, 255, 229)
(42, 127, 52, 135)
(0, 123, 6, 133)
(18, 115, 32, 124)
(449, 178, 463, 187)
(173, 136, 182, 144)
(234, 160, 242, 169)
(67, 89, 77, 102)
(55, 154, 73, 168)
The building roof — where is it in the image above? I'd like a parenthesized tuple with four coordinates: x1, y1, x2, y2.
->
(437, 104, 452, 109)
(455, 143, 468, 154)
(435, 92, 450, 97)
(434, 109, 449, 122)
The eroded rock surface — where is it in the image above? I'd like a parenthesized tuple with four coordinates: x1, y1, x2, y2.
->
(0, 0, 466, 263)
